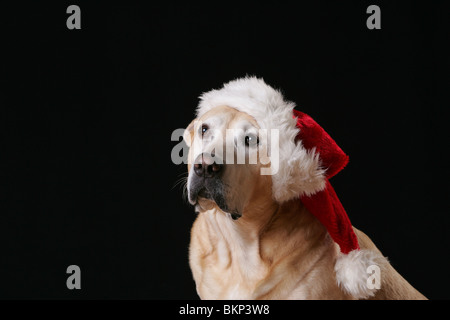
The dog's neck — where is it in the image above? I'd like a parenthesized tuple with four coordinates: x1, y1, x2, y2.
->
(229, 198, 326, 248)
(200, 198, 329, 274)
(229, 195, 281, 242)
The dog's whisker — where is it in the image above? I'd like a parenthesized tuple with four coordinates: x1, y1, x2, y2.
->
(181, 181, 190, 204)
(172, 175, 188, 190)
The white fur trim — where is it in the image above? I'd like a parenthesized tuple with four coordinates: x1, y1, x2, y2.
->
(335, 249, 388, 299)
(196, 77, 326, 201)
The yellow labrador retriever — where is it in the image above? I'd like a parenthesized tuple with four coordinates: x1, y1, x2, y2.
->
(182, 78, 426, 300)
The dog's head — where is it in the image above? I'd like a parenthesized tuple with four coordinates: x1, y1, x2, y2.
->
(183, 106, 273, 219)
(182, 77, 332, 220)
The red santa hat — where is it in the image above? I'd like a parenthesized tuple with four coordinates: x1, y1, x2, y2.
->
(196, 77, 386, 299)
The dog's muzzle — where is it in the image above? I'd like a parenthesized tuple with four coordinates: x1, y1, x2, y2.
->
(189, 153, 241, 220)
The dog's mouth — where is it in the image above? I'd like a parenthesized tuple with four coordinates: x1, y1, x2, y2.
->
(190, 184, 242, 220)
(197, 187, 212, 199)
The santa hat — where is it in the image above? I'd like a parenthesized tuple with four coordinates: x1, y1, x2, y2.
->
(196, 76, 386, 299)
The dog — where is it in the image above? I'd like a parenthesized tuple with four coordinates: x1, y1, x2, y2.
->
(182, 78, 426, 300)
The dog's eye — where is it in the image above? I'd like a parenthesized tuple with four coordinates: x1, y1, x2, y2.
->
(244, 134, 259, 146)
(201, 124, 209, 136)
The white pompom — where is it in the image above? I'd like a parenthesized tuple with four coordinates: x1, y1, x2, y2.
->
(335, 249, 388, 299)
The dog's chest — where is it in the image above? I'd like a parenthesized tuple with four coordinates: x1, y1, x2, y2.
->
(189, 211, 328, 299)
(195, 249, 269, 299)
(193, 249, 312, 299)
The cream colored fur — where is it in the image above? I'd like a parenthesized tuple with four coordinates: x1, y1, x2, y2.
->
(185, 106, 426, 300)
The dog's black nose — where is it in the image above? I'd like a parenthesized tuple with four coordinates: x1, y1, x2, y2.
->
(194, 157, 223, 178)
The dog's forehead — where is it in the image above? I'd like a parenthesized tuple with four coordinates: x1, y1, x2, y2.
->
(199, 105, 259, 129)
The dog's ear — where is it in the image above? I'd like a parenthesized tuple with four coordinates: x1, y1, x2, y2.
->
(183, 118, 197, 147)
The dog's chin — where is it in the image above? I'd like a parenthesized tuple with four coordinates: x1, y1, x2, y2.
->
(192, 188, 242, 220)
(194, 197, 216, 212)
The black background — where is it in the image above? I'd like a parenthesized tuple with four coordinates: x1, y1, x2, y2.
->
(1, 1, 449, 299)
